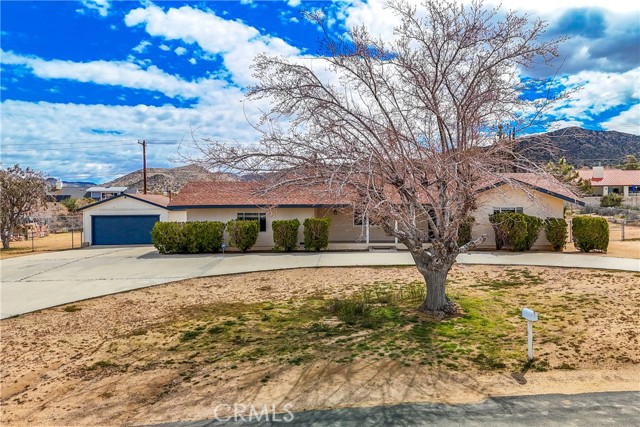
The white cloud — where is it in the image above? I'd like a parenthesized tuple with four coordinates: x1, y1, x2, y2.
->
(79, 0, 111, 17)
(0, 99, 265, 181)
(124, 4, 300, 85)
(174, 46, 187, 56)
(1, 50, 233, 101)
(159, 44, 171, 51)
(132, 40, 151, 54)
(189, 58, 197, 65)
(287, 0, 301, 7)
(550, 67, 640, 120)
(602, 105, 640, 134)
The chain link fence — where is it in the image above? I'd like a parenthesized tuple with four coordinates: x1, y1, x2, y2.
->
(3, 214, 84, 255)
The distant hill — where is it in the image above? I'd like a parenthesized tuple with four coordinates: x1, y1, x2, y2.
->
(103, 164, 239, 194)
(517, 127, 640, 167)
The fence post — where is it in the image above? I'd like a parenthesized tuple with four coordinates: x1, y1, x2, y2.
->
(621, 220, 625, 241)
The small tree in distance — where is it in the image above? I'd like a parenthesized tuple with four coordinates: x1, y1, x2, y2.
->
(0, 165, 48, 249)
(195, 0, 567, 317)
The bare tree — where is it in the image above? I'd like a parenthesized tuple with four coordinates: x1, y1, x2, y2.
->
(0, 165, 48, 249)
(195, 0, 565, 316)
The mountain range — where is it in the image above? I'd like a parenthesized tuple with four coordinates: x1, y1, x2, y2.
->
(102, 164, 238, 194)
(516, 127, 640, 167)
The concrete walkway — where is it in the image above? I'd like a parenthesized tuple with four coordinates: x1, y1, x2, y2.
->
(1, 246, 638, 319)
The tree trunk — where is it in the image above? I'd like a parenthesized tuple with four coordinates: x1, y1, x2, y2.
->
(413, 254, 456, 318)
(1, 232, 10, 250)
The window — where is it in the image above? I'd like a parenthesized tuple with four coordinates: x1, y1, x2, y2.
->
(237, 213, 267, 232)
(493, 207, 523, 214)
(353, 209, 365, 226)
(630, 185, 640, 195)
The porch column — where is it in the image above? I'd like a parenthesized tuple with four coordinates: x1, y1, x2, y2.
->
(623, 186, 629, 197)
(365, 216, 370, 244)
(394, 220, 398, 244)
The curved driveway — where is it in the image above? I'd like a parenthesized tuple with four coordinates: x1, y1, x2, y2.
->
(1, 246, 639, 319)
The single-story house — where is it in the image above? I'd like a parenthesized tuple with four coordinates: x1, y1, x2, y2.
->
(85, 186, 136, 201)
(80, 174, 583, 249)
(80, 193, 179, 245)
(577, 166, 640, 207)
(48, 186, 90, 202)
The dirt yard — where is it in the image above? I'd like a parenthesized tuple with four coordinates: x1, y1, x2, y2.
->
(1, 266, 639, 426)
(0, 232, 83, 259)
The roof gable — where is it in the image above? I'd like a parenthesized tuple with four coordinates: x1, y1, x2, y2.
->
(79, 193, 170, 211)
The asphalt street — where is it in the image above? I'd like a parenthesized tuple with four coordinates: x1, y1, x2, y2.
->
(138, 391, 640, 427)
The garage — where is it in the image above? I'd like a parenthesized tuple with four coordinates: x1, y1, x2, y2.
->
(80, 193, 185, 246)
(91, 215, 159, 245)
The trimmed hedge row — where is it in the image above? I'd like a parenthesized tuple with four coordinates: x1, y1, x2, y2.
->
(572, 215, 609, 253)
(151, 221, 225, 254)
(272, 219, 300, 252)
(544, 218, 568, 252)
(303, 218, 331, 252)
(488, 212, 543, 252)
(152, 217, 331, 254)
(226, 220, 260, 253)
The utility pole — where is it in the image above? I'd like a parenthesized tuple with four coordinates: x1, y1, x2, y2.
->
(138, 139, 147, 194)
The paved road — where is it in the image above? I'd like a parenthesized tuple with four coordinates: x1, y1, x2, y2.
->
(139, 391, 640, 426)
(1, 246, 639, 319)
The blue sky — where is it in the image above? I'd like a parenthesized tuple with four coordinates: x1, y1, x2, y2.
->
(1, 0, 639, 183)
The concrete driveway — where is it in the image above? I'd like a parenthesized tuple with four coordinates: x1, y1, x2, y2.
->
(1, 246, 638, 319)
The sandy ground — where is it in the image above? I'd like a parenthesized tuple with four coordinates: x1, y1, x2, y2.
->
(0, 232, 82, 259)
(1, 266, 639, 426)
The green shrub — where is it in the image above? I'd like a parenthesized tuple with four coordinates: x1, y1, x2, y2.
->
(488, 212, 542, 251)
(184, 221, 225, 253)
(272, 219, 300, 251)
(544, 218, 568, 251)
(226, 219, 260, 252)
(600, 193, 623, 207)
(303, 217, 331, 251)
(572, 216, 609, 253)
(520, 215, 544, 251)
(151, 221, 224, 254)
(457, 216, 475, 247)
(151, 222, 187, 254)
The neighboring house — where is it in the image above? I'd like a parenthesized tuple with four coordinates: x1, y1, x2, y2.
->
(577, 166, 640, 207)
(80, 194, 178, 245)
(49, 186, 90, 202)
(84, 186, 136, 201)
(80, 175, 583, 249)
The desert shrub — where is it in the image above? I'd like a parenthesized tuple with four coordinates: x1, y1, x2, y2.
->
(151, 221, 225, 254)
(272, 219, 300, 251)
(544, 218, 568, 251)
(184, 221, 225, 253)
(226, 219, 260, 252)
(572, 216, 609, 253)
(520, 215, 544, 251)
(303, 217, 331, 251)
(457, 216, 475, 247)
(488, 212, 542, 251)
(600, 193, 623, 207)
(151, 222, 187, 254)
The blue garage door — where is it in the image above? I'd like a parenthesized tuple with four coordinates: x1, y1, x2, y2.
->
(92, 215, 160, 245)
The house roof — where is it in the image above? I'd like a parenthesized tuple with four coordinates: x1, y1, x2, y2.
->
(168, 174, 582, 209)
(577, 169, 640, 186)
(85, 186, 129, 193)
(79, 193, 171, 211)
(169, 181, 351, 208)
(478, 173, 584, 206)
(48, 187, 88, 198)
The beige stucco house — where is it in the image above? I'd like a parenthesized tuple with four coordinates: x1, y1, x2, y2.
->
(81, 174, 582, 250)
(577, 166, 640, 207)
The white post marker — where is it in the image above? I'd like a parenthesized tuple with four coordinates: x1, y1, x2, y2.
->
(521, 308, 539, 361)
